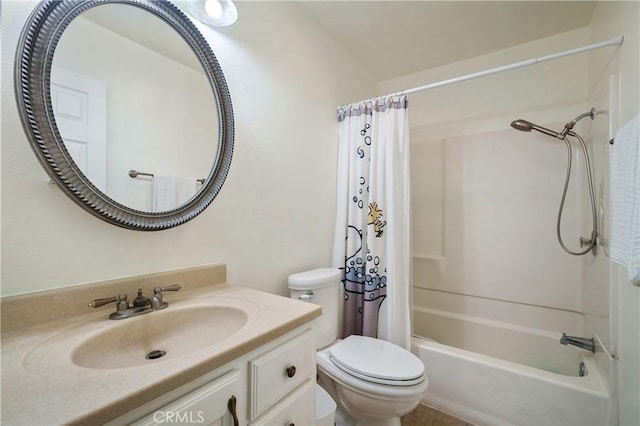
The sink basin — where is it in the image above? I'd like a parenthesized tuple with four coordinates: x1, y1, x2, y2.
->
(72, 305, 248, 369)
(23, 297, 259, 373)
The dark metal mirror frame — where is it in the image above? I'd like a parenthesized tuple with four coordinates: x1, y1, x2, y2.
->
(14, 0, 234, 231)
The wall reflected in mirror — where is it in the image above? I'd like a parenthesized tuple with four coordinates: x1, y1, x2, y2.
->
(52, 4, 219, 212)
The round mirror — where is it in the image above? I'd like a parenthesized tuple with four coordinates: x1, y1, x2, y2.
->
(15, 0, 234, 230)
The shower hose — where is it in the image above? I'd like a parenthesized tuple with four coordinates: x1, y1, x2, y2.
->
(557, 131, 598, 256)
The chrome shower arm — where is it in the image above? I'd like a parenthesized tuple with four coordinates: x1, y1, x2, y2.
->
(570, 108, 596, 125)
(560, 108, 596, 137)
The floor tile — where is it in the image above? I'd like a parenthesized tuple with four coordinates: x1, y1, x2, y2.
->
(401, 404, 472, 426)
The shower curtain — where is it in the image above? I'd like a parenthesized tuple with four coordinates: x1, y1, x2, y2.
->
(332, 95, 411, 350)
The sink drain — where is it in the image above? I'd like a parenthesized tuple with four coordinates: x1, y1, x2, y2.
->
(145, 350, 166, 360)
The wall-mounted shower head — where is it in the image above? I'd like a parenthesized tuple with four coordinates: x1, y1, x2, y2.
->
(510, 119, 563, 139)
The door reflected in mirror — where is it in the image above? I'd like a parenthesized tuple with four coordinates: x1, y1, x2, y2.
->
(52, 4, 219, 212)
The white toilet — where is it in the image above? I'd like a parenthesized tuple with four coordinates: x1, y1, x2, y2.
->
(289, 268, 428, 426)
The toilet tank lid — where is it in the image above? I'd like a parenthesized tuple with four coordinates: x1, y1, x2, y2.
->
(288, 268, 342, 290)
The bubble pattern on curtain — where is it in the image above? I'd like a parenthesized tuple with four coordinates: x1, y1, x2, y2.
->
(342, 118, 388, 338)
(333, 95, 411, 348)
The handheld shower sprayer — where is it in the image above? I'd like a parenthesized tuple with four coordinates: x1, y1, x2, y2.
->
(510, 119, 563, 139)
(510, 109, 598, 256)
(510, 109, 595, 139)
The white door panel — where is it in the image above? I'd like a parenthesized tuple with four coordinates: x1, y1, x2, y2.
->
(51, 67, 107, 192)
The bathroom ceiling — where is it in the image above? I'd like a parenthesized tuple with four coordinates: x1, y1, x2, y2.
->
(296, 1, 597, 81)
(80, 1, 596, 84)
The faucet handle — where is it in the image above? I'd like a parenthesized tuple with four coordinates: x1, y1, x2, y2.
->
(149, 285, 181, 311)
(88, 294, 128, 311)
(88, 296, 117, 308)
(153, 284, 182, 293)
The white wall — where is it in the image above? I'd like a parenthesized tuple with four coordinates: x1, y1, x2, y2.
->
(0, 1, 378, 297)
(380, 28, 591, 337)
(586, 2, 639, 424)
(381, 28, 591, 140)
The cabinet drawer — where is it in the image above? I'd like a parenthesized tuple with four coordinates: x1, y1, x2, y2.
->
(249, 379, 315, 426)
(132, 370, 240, 426)
(249, 329, 315, 419)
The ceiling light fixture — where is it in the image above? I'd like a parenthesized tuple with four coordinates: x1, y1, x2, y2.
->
(187, 0, 238, 27)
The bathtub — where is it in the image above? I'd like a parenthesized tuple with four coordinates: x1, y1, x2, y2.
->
(411, 307, 610, 426)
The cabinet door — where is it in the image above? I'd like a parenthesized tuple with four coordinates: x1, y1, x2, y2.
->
(132, 370, 241, 426)
(249, 329, 315, 419)
(249, 379, 315, 426)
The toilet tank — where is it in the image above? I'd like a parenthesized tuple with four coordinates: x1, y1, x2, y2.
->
(288, 268, 341, 349)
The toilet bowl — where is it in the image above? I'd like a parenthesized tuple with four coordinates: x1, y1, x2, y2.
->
(318, 336, 428, 426)
(289, 268, 428, 426)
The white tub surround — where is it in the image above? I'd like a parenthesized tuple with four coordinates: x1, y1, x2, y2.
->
(412, 300, 610, 425)
(414, 304, 586, 375)
(413, 309, 611, 426)
(412, 335, 609, 426)
(413, 338, 608, 426)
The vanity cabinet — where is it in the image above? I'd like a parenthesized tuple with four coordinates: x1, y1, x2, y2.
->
(109, 327, 316, 426)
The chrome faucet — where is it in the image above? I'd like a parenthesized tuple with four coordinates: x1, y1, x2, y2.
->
(560, 333, 596, 353)
(88, 284, 181, 320)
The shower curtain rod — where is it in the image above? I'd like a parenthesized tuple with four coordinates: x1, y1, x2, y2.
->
(360, 36, 624, 103)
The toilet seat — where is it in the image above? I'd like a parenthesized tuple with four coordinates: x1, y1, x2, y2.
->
(328, 335, 425, 386)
